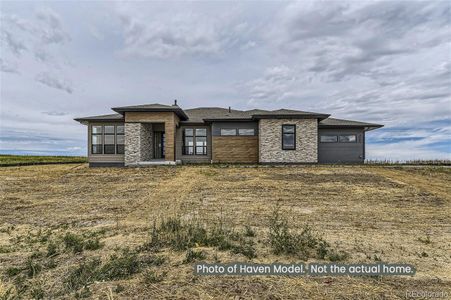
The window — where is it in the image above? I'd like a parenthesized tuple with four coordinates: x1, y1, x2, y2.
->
(104, 126, 115, 154)
(282, 125, 296, 150)
(91, 126, 102, 154)
(195, 128, 207, 155)
(339, 134, 357, 143)
(183, 129, 194, 155)
(220, 128, 237, 136)
(116, 125, 124, 154)
(183, 128, 208, 155)
(91, 125, 124, 155)
(238, 129, 255, 136)
(320, 135, 338, 143)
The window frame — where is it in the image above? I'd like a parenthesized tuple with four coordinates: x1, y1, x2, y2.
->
(281, 124, 296, 150)
(91, 125, 103, 155)
(339, 134, 357, 143)
(320, 135, 338, 143)
(195, 128, 207, 155)
(183, 127, 207, 156)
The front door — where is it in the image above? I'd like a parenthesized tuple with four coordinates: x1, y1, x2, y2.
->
(154, 131, 165, 159)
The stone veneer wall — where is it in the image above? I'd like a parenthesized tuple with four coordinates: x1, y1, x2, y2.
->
(259, 118, 318, 163)
(125, 123, 153, 165)
(140, 123, 153, 161)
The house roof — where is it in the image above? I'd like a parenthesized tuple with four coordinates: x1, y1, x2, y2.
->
(74, 104, 383, 130)
(111, 103, 189, 120)
(183, 107, 329, 123)
(319, 117, 383, 130)
(74, 113, 124, 123)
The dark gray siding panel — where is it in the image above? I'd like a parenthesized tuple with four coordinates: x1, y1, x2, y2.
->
(318, 128, 365, 163)
(211, 121, 258, 136)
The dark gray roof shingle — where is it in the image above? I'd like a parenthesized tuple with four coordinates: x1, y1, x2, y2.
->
(74, 105, 383, 130)
(319, 117, 383, 129)
(183, 107, 329, 123)
(112, 103, 188, 120)
(74, 113, 124, 122)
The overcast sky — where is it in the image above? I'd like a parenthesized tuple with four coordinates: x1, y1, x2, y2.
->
(1, 1, 450, 160)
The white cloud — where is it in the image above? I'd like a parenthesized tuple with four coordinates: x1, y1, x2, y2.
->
(115, 4, 256, 59)
(35, 72, 73, 94)
(35, 8, 70, 44)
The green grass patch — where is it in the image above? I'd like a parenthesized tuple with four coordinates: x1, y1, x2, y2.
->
(0, 155, 86, 167)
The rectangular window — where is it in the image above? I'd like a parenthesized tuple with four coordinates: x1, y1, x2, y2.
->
(195, 128, 207, 155)
(282, 125, 296, 150)
(238, 129, 255, 136)
(339, 134, 357, 143)
(116, 125, 124, 154)
(91, 125, 102, 154)
(220, 128, 237, 136)
(183, 128, 195, 155)
(320, 135, 338, 143)
(183, 128, 207, 155)
(104, 125, 115, 154)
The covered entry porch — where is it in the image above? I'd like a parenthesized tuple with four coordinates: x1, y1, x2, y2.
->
(124, 121, 176, 166)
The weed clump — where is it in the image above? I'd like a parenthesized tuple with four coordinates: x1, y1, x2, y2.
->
(63, 233, 103, 253)
(183, 249, 206, 263)
(65, 249, 141, 292)
(146, 216, 257, 259)
(142, 270, 167, 284)
(268, 207, 348, 261)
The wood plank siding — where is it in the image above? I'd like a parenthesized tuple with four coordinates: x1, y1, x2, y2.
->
(212, 136, 259, 163)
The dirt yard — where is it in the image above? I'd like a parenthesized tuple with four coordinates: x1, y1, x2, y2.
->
(0, 164, 450, 299)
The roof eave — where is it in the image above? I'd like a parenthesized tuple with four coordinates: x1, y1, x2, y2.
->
(111, 107, 189, 121)
(319, 124, 384, 131)
(251, 114, 330, 120)
(203, 118, 253, 122)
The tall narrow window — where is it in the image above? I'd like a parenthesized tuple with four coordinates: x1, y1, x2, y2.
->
(104, 126, 115, 154)
(91, 125, 102, 154)
(183, 128, 194, 155)
(195, 128, 207, 155)
(116, 125, 125, 154)
(282, 124, 296, 150)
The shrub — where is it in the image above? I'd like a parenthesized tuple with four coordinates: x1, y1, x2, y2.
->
(47, 241, 58, 257)
(146, 216, 257, 259)
(84, 238, 102, 251)
(183, 249, 206, 263)
(65, 258, 102, 291)
(231, 239, 257, 259)
(30, 284, 44, 300)
(268, 207, 345, 261)
(6, 267, 21, 277)
(99, 249, 140, 280)
(244, 225, 256, 237)
(142, 270, 166, 284)
(63, 233, 84, 254)
(26, 259, 42, 278)
(327, 249, 349, 262)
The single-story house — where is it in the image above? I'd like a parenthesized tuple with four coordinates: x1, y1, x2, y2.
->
(74, 101, 383, 167)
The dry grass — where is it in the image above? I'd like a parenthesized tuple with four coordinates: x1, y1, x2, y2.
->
(0, 164, 450, 299)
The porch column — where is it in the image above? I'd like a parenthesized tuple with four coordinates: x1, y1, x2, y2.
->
(164, 121, 176, 161)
